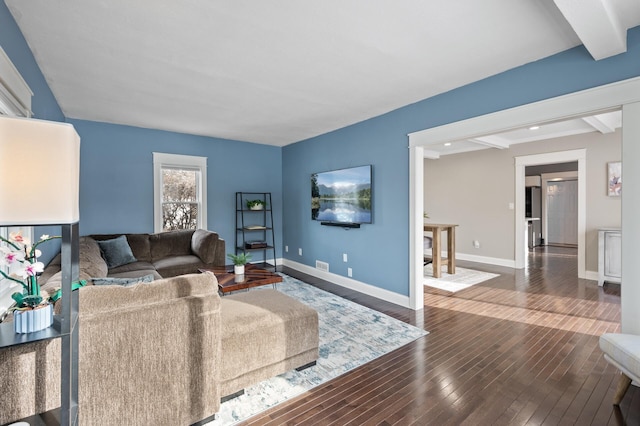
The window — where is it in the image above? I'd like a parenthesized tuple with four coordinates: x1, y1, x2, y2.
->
(153, 153, 207, 232)
(0, 46, 33, 117)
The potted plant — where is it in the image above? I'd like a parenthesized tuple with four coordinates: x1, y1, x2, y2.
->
(0, 231, 59, 333)
(246, 199, 266, 211)
(227, 252, 252, 275)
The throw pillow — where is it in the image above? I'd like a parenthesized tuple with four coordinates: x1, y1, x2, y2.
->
(91, 274, 155, 287)
(96, 235, 137, 269)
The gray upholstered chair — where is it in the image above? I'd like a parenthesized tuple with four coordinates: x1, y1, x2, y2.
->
(599, 333, 640, 405)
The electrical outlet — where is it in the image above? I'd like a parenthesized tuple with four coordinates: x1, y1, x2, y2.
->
(473, 240, 480, 249)
(343, 253, 348, 262)
(298, 248, 302, 256)
(348, 267, 353, 277)
(285, 245, 288, 252)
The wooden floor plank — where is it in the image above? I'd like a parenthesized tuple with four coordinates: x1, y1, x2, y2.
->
(238, 247, 632, 425)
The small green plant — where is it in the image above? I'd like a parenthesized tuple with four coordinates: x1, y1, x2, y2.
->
(246, 199, 266, 209)
(227, 252, 252, 266)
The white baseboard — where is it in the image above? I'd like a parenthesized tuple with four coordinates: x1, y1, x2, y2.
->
(585, 270, 599, 282)
(425, 250, 516, 268)
(251, 257, 282, 267)
(282, 259, 412, 309)
(455, 253, 516, 268)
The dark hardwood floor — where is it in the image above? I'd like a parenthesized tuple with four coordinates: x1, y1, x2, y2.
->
(245, 247, 635, 425)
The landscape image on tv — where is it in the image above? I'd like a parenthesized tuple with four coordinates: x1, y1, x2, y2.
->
(311, 165, 372, 224)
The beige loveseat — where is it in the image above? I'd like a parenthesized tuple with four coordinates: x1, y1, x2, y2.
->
(0, 230, 319, 425)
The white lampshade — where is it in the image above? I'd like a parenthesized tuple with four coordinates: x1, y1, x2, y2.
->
(0, 116, 80, 225)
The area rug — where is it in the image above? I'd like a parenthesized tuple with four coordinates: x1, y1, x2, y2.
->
(207, 274, 428, 425)
(424, 264, 499, 293)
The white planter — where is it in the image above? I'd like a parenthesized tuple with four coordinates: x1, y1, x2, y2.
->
(13, 303, 53, 334)
(234, 265, 245, 275)
(249, 205, 264, 210)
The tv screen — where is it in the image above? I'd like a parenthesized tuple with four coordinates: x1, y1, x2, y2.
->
(311, 165, 372, 224)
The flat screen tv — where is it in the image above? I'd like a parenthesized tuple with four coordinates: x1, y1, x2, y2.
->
(311, 165, 372, 225)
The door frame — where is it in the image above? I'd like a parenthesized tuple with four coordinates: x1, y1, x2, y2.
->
(408, 76, 640, 311)
(515, 152, 585, 274)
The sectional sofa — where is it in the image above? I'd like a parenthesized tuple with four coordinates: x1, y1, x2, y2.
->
(0, 230, 319, 425)
(40, 228, 227, 286)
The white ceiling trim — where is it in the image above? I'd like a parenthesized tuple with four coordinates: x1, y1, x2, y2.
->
(554, 0, 627, 60)
(408, 77, 640, 148)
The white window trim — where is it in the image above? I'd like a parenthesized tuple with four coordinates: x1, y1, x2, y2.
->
(153, 152, 207, 233)
(0, 46, 33, 117)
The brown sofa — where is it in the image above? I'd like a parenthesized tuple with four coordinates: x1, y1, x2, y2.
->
(0, 230, 319, 425)
(40, 229, 226, 286)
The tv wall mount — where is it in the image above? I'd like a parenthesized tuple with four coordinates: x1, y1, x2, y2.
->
(320, 221, 361, 229)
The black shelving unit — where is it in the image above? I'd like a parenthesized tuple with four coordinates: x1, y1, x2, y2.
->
(235, 192, 276, 270)
(0, 223, 79, 426)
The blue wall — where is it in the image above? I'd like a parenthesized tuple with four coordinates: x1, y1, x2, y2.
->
(283, 116, 410, 294)
(69, 119, 283, 259)
(282, 26, 640, 298)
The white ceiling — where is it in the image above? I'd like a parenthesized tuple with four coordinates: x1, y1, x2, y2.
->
(6, 0, 640, 147)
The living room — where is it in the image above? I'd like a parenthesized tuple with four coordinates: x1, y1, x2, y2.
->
(2, 2, 640, 306)
(2, 1, 640, 425)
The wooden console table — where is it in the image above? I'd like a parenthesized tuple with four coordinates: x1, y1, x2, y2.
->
(424, 223, 458, 278)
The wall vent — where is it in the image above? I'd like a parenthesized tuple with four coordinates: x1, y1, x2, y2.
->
(315, 260, 329, 272)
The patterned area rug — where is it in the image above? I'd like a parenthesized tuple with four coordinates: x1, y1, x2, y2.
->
(207, 274, 428, 425)
(424, 264, 499, 293)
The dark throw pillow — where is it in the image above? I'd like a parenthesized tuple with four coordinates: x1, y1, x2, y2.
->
(96, 235, 137, 269)
(91, 274, 155, 287)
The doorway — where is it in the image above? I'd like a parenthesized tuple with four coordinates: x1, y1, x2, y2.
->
(408, 77, 640, 311)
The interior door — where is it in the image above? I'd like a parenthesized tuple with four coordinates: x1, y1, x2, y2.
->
(546, 180, 578, 245)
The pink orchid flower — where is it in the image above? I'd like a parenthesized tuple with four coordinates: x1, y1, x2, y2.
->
(9, 231, 25, 243)
(20, 262, 44, 279)
(0, 246, 24, 266)
(5, 251, 19, 264)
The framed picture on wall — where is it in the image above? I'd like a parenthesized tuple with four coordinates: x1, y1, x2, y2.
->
(607, 161, 621, 196)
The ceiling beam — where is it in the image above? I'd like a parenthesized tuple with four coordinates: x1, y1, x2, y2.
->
(423, 150, 440, 160)
(582, 115, 616, 133)
(554, 0, 627, 60)
(469, 135, 510, 149)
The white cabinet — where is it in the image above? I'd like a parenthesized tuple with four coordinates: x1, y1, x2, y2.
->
(598, 228, 621, 286)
